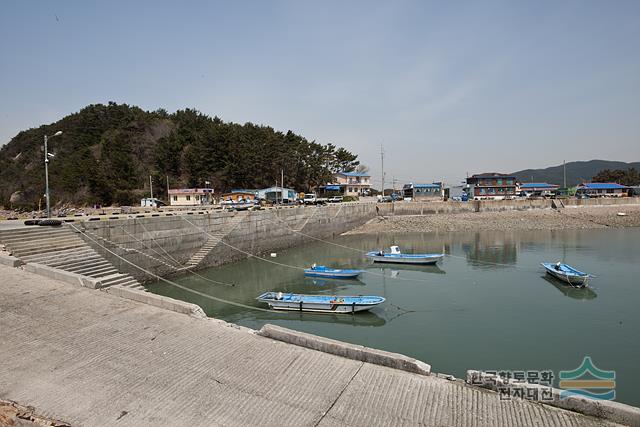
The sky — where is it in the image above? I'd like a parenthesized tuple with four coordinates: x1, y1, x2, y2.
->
(1, 1, 639, 186)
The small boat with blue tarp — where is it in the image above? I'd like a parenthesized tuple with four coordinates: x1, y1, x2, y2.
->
(366, 245, 444, 265)
(303, 264, 362, 279)
(257, 292, 385, 313)
(541, 262, 592, 287)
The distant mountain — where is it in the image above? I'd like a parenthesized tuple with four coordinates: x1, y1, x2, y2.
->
(512, 160, 640, 187)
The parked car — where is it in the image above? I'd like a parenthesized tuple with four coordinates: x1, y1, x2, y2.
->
(328, 196, 343, 203)
(378, 196, 392, 203)
(303, 193, 328, 205)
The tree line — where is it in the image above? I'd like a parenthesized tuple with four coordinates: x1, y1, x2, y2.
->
(592, 168, 640, 186)
(0, 103, 360, 209)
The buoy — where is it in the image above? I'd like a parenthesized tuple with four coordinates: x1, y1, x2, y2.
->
(270, 252, 277, 257)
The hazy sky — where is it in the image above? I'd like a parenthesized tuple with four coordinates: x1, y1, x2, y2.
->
(1, 1, 639, 185)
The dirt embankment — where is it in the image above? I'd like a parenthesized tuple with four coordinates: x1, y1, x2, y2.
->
(0, 399, 69, 426)
(346, 205, 640, 234)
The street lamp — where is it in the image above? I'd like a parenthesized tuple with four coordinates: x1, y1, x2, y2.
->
(44, 130, 63, 218)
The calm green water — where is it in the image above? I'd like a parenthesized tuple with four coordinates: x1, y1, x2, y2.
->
(147, 228, 640, 406)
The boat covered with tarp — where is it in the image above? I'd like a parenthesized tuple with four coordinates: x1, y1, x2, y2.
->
(257, 292, 385, 313)
(366, 245, 444, 265)
(303, 264, 362, 279)
(541, 262, 592, 287)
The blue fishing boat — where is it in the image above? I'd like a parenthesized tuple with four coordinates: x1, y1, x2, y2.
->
(304, 264, 362, 279)
(366, 246, 444, 265)
(257, 292, 385, 313)
(541, 262, 592, 287)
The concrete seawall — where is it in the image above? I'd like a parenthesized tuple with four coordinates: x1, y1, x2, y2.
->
(76, 197, 640, 282)
(78, 203, 376, 282)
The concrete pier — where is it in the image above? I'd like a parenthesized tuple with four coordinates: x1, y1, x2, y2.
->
(0, 265, 622, 426)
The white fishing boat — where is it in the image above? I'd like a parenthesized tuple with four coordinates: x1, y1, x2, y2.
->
(541, 262, 592, 288)
(366, 246, 444, 265)
(257, 292, 385, 313)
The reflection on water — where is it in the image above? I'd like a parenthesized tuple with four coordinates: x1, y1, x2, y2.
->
(147, 228, 640, 406)
(463, 233, 518, 269)
(228, 309, 387, 328)
(542, 275, 598, 300)
(371, 264, 446, 276)
(307, 278, 365, 288)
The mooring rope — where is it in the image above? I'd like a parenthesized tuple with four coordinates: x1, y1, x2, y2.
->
(69, 223, 275, 313)
(132, 220, 236, 287)
(181, 215, 448, 284)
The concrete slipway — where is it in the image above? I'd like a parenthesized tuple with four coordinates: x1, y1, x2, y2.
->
(0, 265, 624, 426)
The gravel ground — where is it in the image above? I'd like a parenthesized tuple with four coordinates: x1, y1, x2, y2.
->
(346, 205, 640, 234)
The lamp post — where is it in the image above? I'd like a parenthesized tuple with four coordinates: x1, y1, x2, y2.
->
(44, 131, 62, 218)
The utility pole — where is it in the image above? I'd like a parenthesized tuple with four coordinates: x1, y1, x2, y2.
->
(282, 169, 284, 203)
(563, 160, 567, 189)
(166, 175, 170, 201)
(43, 131, 62, 218)
(380, 144, 385, 196)
(44, 135, 50, 218)
(149, 176, 153, 199)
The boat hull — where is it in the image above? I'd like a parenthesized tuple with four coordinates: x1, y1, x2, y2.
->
(265, 301, 377, 313)
(304, 270, 361, 279)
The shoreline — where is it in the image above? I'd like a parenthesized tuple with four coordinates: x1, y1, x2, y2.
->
(346, 204, 640, 234)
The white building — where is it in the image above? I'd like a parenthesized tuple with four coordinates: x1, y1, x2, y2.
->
(332, 172, 371, 196)
(168, 188, 214, 206)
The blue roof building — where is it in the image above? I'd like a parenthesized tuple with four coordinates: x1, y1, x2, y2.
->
(519, 183, 559, 190)
(403, 182, 444, 200)
(576, 182, 628, 197)
(465, 173, 517, 200)
(332, 171, 371, 196)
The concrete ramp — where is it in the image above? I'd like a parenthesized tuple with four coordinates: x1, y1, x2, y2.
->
(0, 225, 143, 290)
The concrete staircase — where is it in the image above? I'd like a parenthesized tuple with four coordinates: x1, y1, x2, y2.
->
(183, 214, 245, 268)
(0, 226, 144, 291)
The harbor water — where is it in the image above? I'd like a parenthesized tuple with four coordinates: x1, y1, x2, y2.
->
(147, 228, 640, 406)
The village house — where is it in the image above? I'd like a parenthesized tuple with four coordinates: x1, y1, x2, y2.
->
(331, 172, 371, 197)
(168, 188, 214, 206)
(465, 173, 517, 200)
(402, 183, 444, 200)
(575, 182, 629, 198)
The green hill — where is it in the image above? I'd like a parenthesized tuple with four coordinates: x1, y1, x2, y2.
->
(512, 160, 640, 187)
(0, 103, 359, 209)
